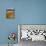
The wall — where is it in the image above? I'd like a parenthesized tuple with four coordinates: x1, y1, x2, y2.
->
(16, 0, 46, 24)
(0, 0, 46, 44)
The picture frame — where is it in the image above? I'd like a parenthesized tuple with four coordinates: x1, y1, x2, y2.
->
(6, 8, 15, 19)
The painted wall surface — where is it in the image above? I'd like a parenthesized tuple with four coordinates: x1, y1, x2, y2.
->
(0, 0, 46, 44)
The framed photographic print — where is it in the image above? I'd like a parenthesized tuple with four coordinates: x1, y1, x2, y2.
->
(6, 8, 15, 19)
(18, 24, 46, 41)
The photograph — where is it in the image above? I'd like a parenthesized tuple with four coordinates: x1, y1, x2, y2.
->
(6, 8, 15, 19)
